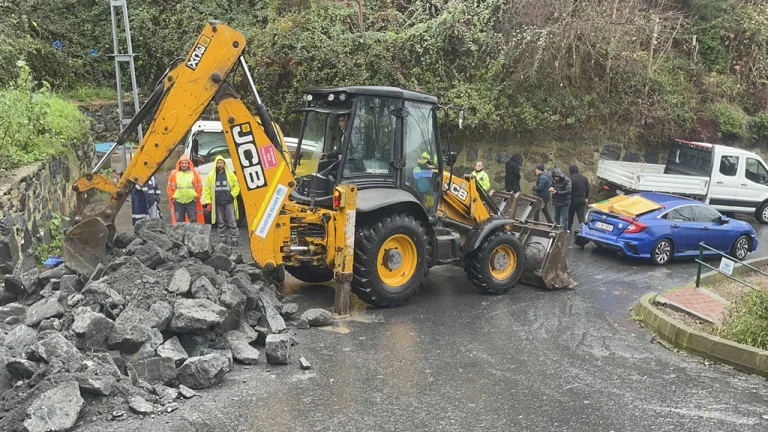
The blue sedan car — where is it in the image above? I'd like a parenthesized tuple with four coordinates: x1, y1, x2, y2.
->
(575, 192, 758, 265)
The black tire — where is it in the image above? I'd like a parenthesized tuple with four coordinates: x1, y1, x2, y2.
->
(651, 238, 673, 265)
(729, 235, 751, 261)
(285, 263, 334, 284)
(756, 202, 768, 224)
(352, 213, 427, 308)
(465, 230, 525, 295)
(574, 235, 590, 249)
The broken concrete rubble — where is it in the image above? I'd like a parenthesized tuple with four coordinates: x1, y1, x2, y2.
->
(23, 380, 84, 432)
(265, 334, 290, 365)
(300, 308, 334, 327)
(0, 218, 319, 430)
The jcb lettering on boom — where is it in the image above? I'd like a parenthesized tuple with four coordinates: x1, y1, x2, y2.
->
(231, 122, 267, 190)
(185, 35, 211, 70)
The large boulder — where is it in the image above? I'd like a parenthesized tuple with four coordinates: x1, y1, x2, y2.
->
(157, 336, 189, 367)
(149, 301, 174, 331)
(25, 294, 68, 327)
(191, 277, 219, 303)
(0, 303, 26, 321)
(107, 307, 157, 353)
(167, 268, 191, 295)
(71, 308, 114, 349)
(134, 217, 166, 237)
(265, 334, 290, 365)
(223, 331, 260, 364)
(134, 243, 168, 269)
(258, 290, 286, 334)
(229, 273, 261, 310)
(217, 283, 246, 334)
(39, 265, 73, 285)
(4, 324, 38, 354)
(172, 223, 212, 259)
(81, 280, 125, 308)
(300, 308, 334, 327)
(177, 351, 232, 389)
(23, 380, 84, 432)
(130, 356, 177, 385)
(170, 299, 227, 333)
(28, 333, 81, 366)
(139, 230, 175, 251)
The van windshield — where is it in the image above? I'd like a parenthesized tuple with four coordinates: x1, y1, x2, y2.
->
(192, 131, 229, 164)
(665, 143, 712, 177)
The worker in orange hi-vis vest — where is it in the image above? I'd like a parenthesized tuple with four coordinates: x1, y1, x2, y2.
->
(167, 154, 204, 225)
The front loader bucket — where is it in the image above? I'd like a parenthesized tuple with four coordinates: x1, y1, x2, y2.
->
(63, 217, 109, 276)
(518, 228, 575, 289)
(491, 191, 576, 289)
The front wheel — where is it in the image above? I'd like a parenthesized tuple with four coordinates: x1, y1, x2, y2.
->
(729, 235, 751, 261)
(352, 213, 427, 308)
(651, 238, 673, 265)
(756, 203, 768, 224)
(465, 230, 525, 294)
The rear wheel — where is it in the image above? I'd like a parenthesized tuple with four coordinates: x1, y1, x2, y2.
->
(756, 203, 768, 224)
(729, 235, 751, 261)
(285, 263, 334, 284)
(352, 213, 427, 307)
(651, 238, 673, 265)
(465, 230, 525, 294)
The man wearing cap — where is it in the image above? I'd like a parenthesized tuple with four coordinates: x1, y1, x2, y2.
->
(532, 163, 554, 223)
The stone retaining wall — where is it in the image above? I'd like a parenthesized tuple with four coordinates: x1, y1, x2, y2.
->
(0, 140, 96, 274)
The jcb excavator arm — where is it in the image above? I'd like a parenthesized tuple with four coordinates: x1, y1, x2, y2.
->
(63, 23, 288, 275)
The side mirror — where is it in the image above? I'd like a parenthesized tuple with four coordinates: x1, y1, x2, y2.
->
(458, 110, 465, 130)
(444, 151, 458, 167)
(718, 216, 729, 224)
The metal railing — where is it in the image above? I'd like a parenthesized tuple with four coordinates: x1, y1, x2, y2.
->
(695, 242, 768, 289)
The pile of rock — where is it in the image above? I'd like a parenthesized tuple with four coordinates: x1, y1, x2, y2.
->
(0, 219, 331, 431)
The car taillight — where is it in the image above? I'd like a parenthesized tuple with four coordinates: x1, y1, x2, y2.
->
(620, 216, 647, 234)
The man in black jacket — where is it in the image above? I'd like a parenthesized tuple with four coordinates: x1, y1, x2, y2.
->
(549, 167, 572, 231)
(532, 163, 553, 223)
(568, 164, 589, 232)
(505, 153, 522, 193)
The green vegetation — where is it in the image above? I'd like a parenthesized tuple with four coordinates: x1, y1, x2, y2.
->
(0, 61, 89, 171)
(1, 0, 767, 144)
(719, 290, 768, 350)
(34, 213, 66, 265)
(63, 86, 117, 103)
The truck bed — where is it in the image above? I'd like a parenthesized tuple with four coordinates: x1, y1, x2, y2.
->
(596, 160, 709, 196)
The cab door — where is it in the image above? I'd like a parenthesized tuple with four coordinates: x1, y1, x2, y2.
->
(401, 101, 441, 214)
(708, 153, 744, 210)
(340, 97, 398, 187)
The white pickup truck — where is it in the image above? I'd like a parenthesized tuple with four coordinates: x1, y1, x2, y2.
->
(597, 140, 768, 223)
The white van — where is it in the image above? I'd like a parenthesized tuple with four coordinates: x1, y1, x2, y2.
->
(180, 120, 301, 225)
(597, 140, 768, 222)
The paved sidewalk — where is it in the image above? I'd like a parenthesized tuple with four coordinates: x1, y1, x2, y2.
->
(657, 287, 728, 324)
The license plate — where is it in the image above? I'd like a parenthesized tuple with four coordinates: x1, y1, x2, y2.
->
(595, 221, 613, 232)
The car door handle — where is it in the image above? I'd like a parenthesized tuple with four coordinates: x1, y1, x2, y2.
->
(741, 184, 748, 187)
(716, 181, 724, 185)
(671, 224, 680, 228)
(701, 226, 710, 230)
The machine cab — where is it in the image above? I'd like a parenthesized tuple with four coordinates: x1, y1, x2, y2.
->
(292, 86, 443, 214)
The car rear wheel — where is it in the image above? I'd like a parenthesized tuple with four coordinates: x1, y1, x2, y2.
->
(729, 235, 751, 261)
(651, 239, 673, 265)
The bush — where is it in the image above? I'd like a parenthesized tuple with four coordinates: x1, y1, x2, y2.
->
(750, 111, 768, 144)
(719, 289, 768, 350)
(0, 61, 88, 171)
(711, 103, 747, 138)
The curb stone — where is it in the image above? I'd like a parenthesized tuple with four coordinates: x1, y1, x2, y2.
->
(634, 292, 768, 378)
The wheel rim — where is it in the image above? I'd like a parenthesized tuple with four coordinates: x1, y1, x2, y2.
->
(488, 244, 517, 280)
(736, 237, 749, 259)
(763, 206, 768, 222)
(655, 241, 671, 263)
(377, 234, 418, 287)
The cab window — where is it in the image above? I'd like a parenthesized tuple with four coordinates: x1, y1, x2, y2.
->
(718, 156, 739, 177)
(343, 97, 397, 178)
(745, 158, 768, 186)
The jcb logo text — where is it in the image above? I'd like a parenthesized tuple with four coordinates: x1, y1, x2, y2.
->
(231, 123, 267, 190)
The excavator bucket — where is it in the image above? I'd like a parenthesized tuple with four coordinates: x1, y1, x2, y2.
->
(493, 192, 576, 289)
(63, 216, 110, 276)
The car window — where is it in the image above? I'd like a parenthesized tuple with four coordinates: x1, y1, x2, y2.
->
(745, 158, 768, 186)
(664, 206, 694, 222)
(719, 155, 739, 177)
(691, 205, 721, 223)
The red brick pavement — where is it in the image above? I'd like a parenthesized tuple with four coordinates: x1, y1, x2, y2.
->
(657, 287, 728, 324)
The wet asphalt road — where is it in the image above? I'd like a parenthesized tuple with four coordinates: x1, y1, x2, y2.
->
(87, 201, 768, 431)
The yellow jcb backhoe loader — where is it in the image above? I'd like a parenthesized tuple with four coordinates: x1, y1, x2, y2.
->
(64, 22, 574, 314)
